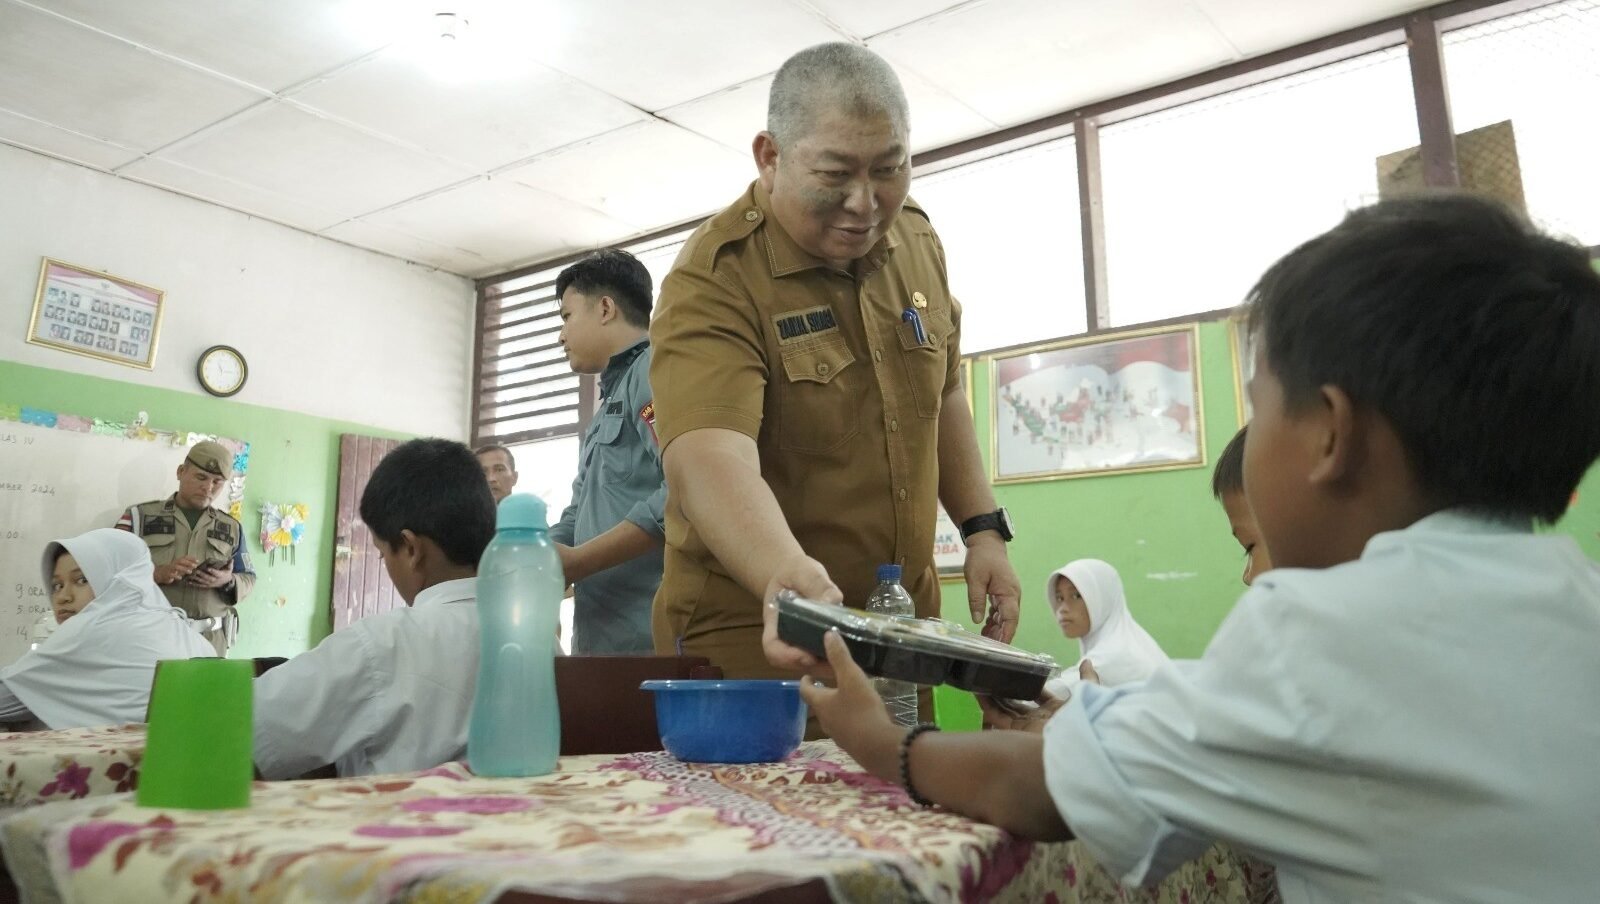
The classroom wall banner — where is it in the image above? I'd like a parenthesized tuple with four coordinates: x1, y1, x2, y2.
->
(26, 258, 165, 370)
(989, 323, 1205, 483)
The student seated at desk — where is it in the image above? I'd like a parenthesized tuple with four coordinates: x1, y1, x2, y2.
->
(1212, 426, 1272, 587)
(799, 196, 1600, 901)
(0, 529, 215, 729)
(254, 438, 495, 779)
(1042, 559, 1167, 695)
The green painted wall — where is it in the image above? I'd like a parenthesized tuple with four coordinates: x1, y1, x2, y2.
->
(936, 313, 1600, 729)
(935, 319, 1247, 729)
(0, 358, 411, 658)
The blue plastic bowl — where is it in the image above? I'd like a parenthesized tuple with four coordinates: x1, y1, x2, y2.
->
(639, 679, 807, 764)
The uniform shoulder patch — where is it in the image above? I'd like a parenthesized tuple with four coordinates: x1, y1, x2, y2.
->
(640, 400, 658, 446)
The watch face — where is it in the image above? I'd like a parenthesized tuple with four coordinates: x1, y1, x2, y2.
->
(999, 507, 1015, 539)
(200, 346, 246, 396)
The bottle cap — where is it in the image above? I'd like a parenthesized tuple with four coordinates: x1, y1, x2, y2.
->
(876, 563, 901, 583)
(497, 493, 549, 531)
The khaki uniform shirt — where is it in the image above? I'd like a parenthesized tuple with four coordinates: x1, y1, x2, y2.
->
(650, 182, 962, 679)
(116, 495, 255, 654)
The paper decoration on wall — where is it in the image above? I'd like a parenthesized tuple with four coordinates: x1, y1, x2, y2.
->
(259, 502, 309, 565)
(0, 401, 251, 521)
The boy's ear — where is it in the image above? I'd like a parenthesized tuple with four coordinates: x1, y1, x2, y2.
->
(396, 529, 426, 571)
(597, 295, 618, 326)
(1307, 384, 1362, 489)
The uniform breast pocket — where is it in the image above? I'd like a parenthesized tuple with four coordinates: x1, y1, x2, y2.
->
(777, 338, 860, 454)
(897, 311, 950, 419)
(588, 414, 630, 479)
(142, 531, 177, 556)
(206, 535, 235, 566)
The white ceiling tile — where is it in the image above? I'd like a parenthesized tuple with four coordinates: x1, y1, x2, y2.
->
(118, 157, 348, 231)
(156, 101, 472, 221)
(1195, 0, 1426, 55)
(659, 78, 771, 156)
(24, 0, 390, 92)
(0, 108, 141, 170)
(799, 0, 967, 38)
(322, 219, 499, 277)
(0, 3, 266, 150)
(359, 178, 636, 266)
(288, 48, 648, 171)
(662, 68, 994, 159)
(502, 121, 750, 230)
(871, 0, 1239, 126)
(526, 0, 844, 110)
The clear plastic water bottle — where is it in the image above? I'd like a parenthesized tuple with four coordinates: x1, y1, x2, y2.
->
(865, 563, 919, 727)
(468, 493, 565, 777)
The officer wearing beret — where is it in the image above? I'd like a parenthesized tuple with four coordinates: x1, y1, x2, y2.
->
(115, 441, 255, 655)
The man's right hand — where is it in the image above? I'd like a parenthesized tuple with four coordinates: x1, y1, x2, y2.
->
(762, 554, 842, 673)
(154, 556, 200, 586)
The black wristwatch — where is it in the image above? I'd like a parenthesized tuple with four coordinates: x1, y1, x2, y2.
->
(959, 508, 1014, 543)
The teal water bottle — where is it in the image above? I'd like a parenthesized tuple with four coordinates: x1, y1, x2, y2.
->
(468, 493, 565, 776)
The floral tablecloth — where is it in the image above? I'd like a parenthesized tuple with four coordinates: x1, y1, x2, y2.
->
(0, 725, 142, 811)
(0, 740, 1266, 903)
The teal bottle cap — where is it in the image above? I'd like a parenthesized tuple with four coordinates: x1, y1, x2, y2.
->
(497, 493, 549, 531)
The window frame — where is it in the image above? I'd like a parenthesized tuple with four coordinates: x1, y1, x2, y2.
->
(471, 0, 1554, 433)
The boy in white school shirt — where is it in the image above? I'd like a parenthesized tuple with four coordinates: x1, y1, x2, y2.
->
(254, 438, 495, 779)
(799, 195, 1600, 902)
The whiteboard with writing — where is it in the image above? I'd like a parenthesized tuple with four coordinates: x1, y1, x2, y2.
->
(0, 419, 231, 666)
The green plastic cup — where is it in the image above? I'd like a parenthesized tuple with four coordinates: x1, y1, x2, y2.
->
(137, 658, 253, 810)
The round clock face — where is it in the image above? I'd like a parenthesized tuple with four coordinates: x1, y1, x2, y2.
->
(199, 345, 247, 397)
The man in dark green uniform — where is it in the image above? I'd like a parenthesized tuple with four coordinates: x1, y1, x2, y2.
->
(115, 441, 255, 655)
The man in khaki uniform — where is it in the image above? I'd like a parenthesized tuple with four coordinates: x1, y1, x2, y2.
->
(649, 43, 1021, 696)
(115, 441, 255, 656)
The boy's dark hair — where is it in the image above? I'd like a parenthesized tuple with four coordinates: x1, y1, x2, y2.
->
(555, 249, 653, 329)
(1211, 425, 1247, 500)
(360, 439, 495, 567)
(474, 443, 516, 471)
(1246, 194, 1600, 524)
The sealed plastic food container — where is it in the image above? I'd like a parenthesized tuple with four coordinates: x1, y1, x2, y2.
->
(775, 591, 1057, 699)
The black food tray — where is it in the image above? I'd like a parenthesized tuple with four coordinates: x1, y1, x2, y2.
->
(775, 591, 1055, 699)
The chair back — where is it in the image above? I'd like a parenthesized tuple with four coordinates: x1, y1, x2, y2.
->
(556, 655, 721, 755)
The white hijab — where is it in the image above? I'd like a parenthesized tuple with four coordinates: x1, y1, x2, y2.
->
(0, 529, 216, 729)
(1044, 558, 1168, 693)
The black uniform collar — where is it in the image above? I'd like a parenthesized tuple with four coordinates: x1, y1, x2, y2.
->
(600, 337, 649, 398)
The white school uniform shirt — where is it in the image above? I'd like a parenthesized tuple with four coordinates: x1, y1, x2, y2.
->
(1044, 511, 1600, 903)
(0, 529, 215, 728)
(1042, 558, 1168, 696)
(254, 577, 479, 779)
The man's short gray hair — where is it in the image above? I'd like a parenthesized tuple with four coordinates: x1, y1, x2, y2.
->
(767, 43, 910, 146)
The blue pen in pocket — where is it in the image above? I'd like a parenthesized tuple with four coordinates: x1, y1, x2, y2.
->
(902, 308, 927, 346)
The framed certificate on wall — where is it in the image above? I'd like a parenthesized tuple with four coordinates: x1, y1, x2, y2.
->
(27, 258, 165, 370)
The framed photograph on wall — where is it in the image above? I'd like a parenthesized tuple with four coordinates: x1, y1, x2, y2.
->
(26, 258, 165, 370)
(989, 324, 1204, 483)
(1228, 314, 1255, 426)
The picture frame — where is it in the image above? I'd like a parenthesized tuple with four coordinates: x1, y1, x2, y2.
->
(1227, 314, 1256, 426)
(935, 357, 979, 582)
(990, 324, 1205, 483)
(27, 258, 165, 370)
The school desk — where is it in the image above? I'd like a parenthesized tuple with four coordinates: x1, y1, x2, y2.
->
(0, 738, 1272, 903)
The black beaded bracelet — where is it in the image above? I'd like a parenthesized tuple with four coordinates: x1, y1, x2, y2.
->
(900, 722, 941, 807)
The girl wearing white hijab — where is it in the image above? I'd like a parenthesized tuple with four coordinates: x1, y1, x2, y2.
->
(0, 529, 215, 729)
(1042, 558, 1168, 697)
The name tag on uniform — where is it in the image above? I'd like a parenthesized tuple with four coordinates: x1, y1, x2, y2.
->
(208, 524, 234, 543)
(606, 399, 625, 416)
(142, 514, 176, 535)
(773, 305, 839, 345)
